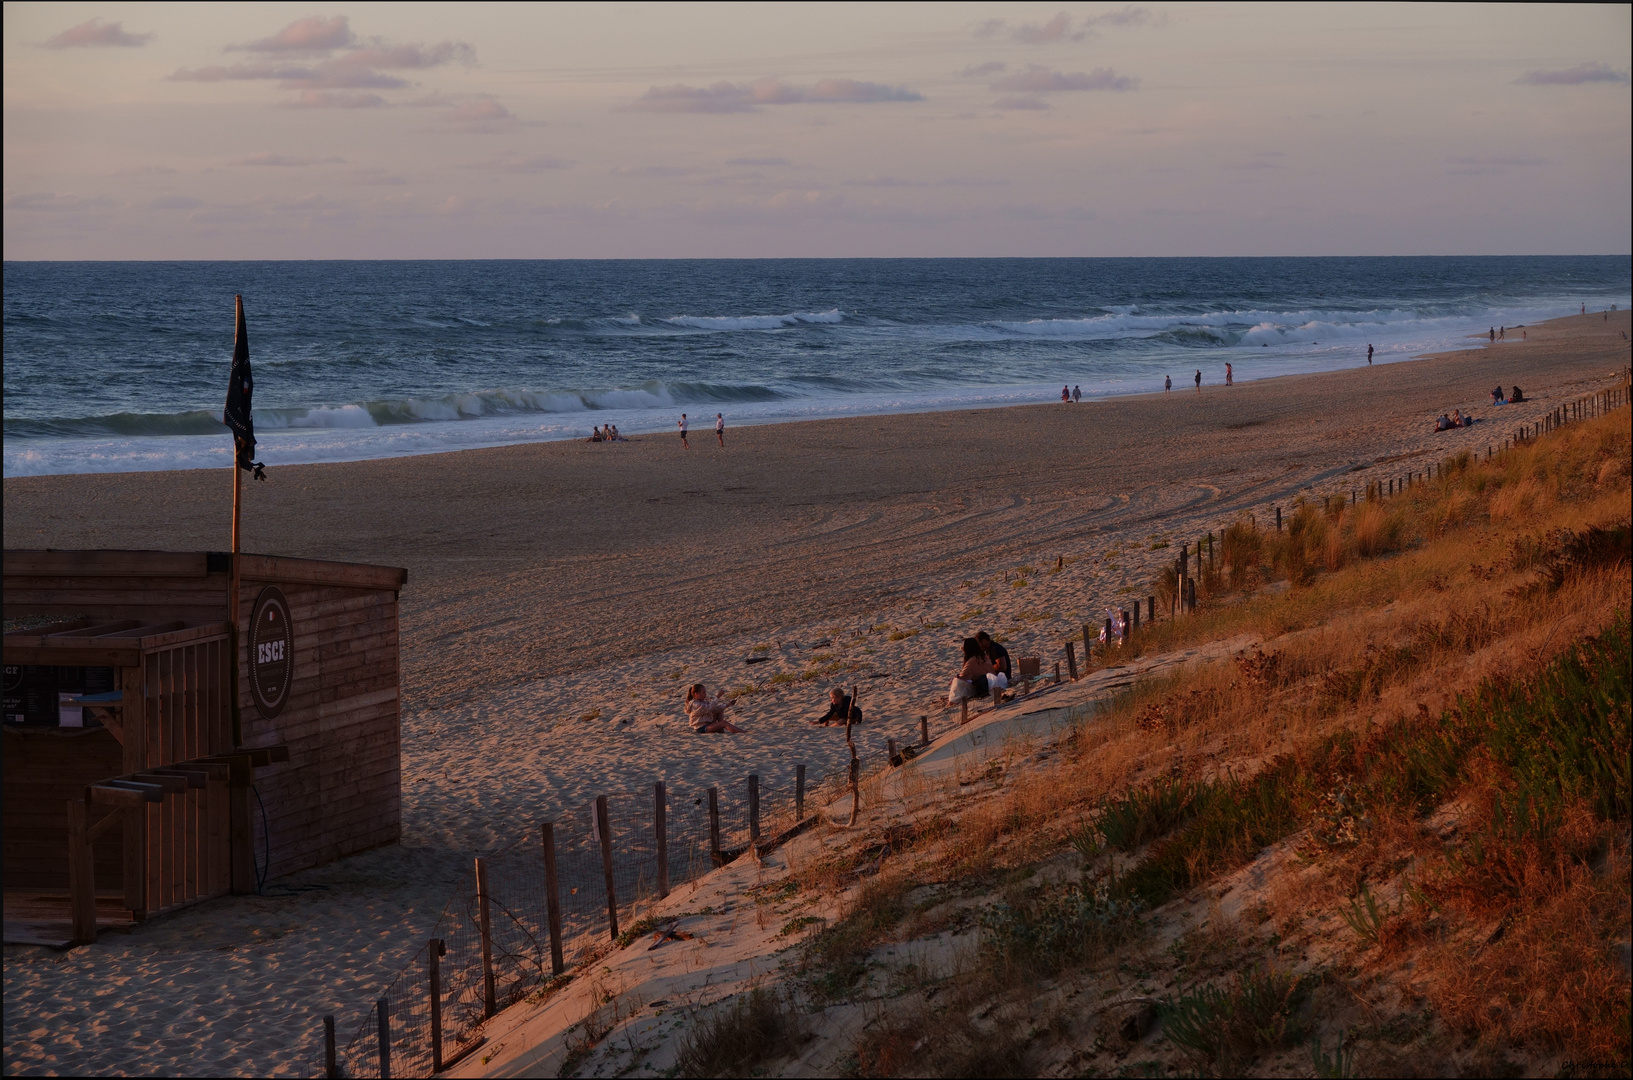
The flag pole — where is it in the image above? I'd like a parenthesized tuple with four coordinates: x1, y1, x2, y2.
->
(229, 294, 245, 747)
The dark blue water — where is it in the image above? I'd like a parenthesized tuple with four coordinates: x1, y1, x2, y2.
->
(4, 257, 1627, 475)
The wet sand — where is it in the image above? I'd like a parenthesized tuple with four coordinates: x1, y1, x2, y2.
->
(3, 309, 1628, 1076)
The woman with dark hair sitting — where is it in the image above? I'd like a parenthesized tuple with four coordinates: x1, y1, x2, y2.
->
(685, 683, 742, 733)
(947, 636, 993, 706)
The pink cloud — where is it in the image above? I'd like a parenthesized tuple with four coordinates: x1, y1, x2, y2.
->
(171, 34, 472, 96)
(991, 65, 1137, 92)
(286, 89, 388, 109)
(44, 18, 152, 48)
(624, 77, 922, 113)
(994, 96, 1050, 111)
(1517, 62, 1629, 86)
(1014, 13, 1081, 44)
(231, 16, 355, 55)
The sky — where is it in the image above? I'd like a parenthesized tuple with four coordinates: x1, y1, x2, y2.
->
(3, 2, 1629, 259)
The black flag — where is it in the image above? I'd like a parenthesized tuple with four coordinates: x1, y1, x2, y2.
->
(224, 294, 266, 481)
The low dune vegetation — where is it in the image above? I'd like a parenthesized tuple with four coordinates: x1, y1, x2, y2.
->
(787, 399, 1630, 1077)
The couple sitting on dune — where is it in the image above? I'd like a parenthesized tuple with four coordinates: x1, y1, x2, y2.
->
(947, 632, 1012, 706)
(1435, 409, 1478, 431)
(684, 683, 742, 733)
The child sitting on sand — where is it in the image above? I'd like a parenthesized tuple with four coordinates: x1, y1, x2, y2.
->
(685, 684, 742, 733)
(811, 688, 861, 726)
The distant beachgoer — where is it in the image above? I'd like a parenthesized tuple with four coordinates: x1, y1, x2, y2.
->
(1582, 304, 1587, 314)
(1510, 386, 1525, 403)
(1522, 330, 1527, 339)
(1436, 414, 1453, 432)
(685, 683, 742, 733)
(1490, 327, 1495, 341)
(1072, 385, 1082, 403)
(1165, 375, 1172, 392)
(947, 637, 993, 708)
(1367, 344, 1374, 364)
(1194, 370, 1202, 391)
(1062, 385, 1071, 403)
(1451, 409, 1464, 427)
(1499, 326, 1505, 339)
(716, 413, 725, 447)
(679, 413, 689, 449)
(590, 426, 602, 442)
(1225, 362, 1233, 385)
(1492, 385, 1505, 405)
(811, 688, 860, 726)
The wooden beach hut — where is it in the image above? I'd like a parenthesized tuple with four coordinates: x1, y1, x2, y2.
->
(2, 549, 407, 946)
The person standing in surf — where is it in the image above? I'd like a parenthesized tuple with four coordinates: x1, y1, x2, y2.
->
(715, 413, 725, 447)
(1194, 370, 1202, 391)
(1225, 363, 1233, 386)
(1072, 385, 1082, 403)
(1367, 343, 1374, 364)
(679, 413, 689, 449)
(1165, 375, 1172, 392)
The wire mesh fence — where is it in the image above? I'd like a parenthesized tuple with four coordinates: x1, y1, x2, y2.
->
(303, 698, 1071, 1078)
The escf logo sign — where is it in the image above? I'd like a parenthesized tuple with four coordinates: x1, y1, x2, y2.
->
(248, 585, 295, 718)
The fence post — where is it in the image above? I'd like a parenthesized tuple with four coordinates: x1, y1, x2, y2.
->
(919, 715, 929, 746)
(428, 938, 446, 1073)
(475, 857, 497, 1017)
(66, 798, 96, 946)
(655, 781, 669, 900)
(1131, 600, 1139, 633)
(1275, 506, 1282, 532)
(542, 821, 565, 975)
(596, 795, 619, 941)
(1064, 640, 1078, 681)
(324, 1015, 337, 1080)
(888, 738, 899, 766)
(796, 764, 806, 820)
(747, 775, 760, 844)
(1148, 595, 1155, 623)
(707, 787, 721, 865)
(376, 997, 391, 1080)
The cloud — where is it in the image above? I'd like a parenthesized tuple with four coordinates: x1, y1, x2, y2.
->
(991, 65, 1138, 92)
(286, 90, 388, 108)
(1447, 154, 1548, 175)
(976, 8, 1151, 44)
(231, 15, 354, 54)
(727, 156, 790, 166)
(447, 99, 514, 126)
(1013, 13, 1082, 44)
(1517, 62, 1629, 86)
(995, 96, 1050, 111)
(232, 153, 345, 167)
(4, 192, 115, 212)
(470, 154, 572, 173)
(44, 18, 152, 48)
(623, 77, 923, 113)
(961, 62, 1007, 78)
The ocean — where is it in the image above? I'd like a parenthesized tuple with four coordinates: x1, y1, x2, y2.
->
(3, 257, 1627, 477)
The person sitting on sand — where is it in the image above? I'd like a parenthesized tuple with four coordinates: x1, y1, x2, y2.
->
(685, 683, 742, 734)
(976, 631, 1011, 688)
(1450, 409, 1463, 427)
(1509, 386, 1525, 403)
(1492, 386, 1506, 405)
(1436, 414, 1453, 432)
(947, 637, 992, 705)
(811, 688, 861, 726)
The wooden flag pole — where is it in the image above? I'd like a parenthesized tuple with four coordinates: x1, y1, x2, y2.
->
(229, 294, 245, 747)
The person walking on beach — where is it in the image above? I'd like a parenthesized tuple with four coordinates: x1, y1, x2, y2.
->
(678, 413, 689, 449)
(1367, 343, 1374, 364)
(1061, 385, 1070, 403)
(715, 413, 725, 447)
(1225, 363, 1233, 386)
(1165, 375, 1172, 392)
(1490, 327, 1495, 341)
(1072, 385, 1082, 403)
(1194, 370, 1202, 391)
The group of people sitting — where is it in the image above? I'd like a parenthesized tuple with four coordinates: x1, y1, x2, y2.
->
(947, 631, 1012, 707)
(1490, 385, 1525, 405)
(1435, 409, 1478, 431)
(588, 425, 625, 442)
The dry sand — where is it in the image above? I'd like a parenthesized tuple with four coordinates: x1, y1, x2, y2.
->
(3, 310, 1628, 1076)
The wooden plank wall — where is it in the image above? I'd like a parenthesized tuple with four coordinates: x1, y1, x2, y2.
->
(2, 730, 124, 891)
(237, 579, 402, 880)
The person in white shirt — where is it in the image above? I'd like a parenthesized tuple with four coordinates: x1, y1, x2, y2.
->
(678, 413, 689, 449)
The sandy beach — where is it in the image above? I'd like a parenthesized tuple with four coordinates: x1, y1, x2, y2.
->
(3, 310, 1629, 1077)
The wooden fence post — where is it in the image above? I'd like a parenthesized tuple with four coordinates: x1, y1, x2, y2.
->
(67, 798, 97, 946)
(1148, 595, 1155, 623)
(707, 788, 721, 865)
(655, 781, 669, 900)
(1275, 506, 1282, 532)
(596, 795, 619, 941)
(747, 775, 760, 844)
(888, 738, 900, 766)
(1065, 640, 1078, 681)
(323, 1014, 337, 1079)
(475, 857, 497, 1017)
(376, 997, 391, 1080)
(920, 715, 930, 746)
(796, 764, 806, 820)
(428, 939, 446, 1073)
(542, 821, 565, 975)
